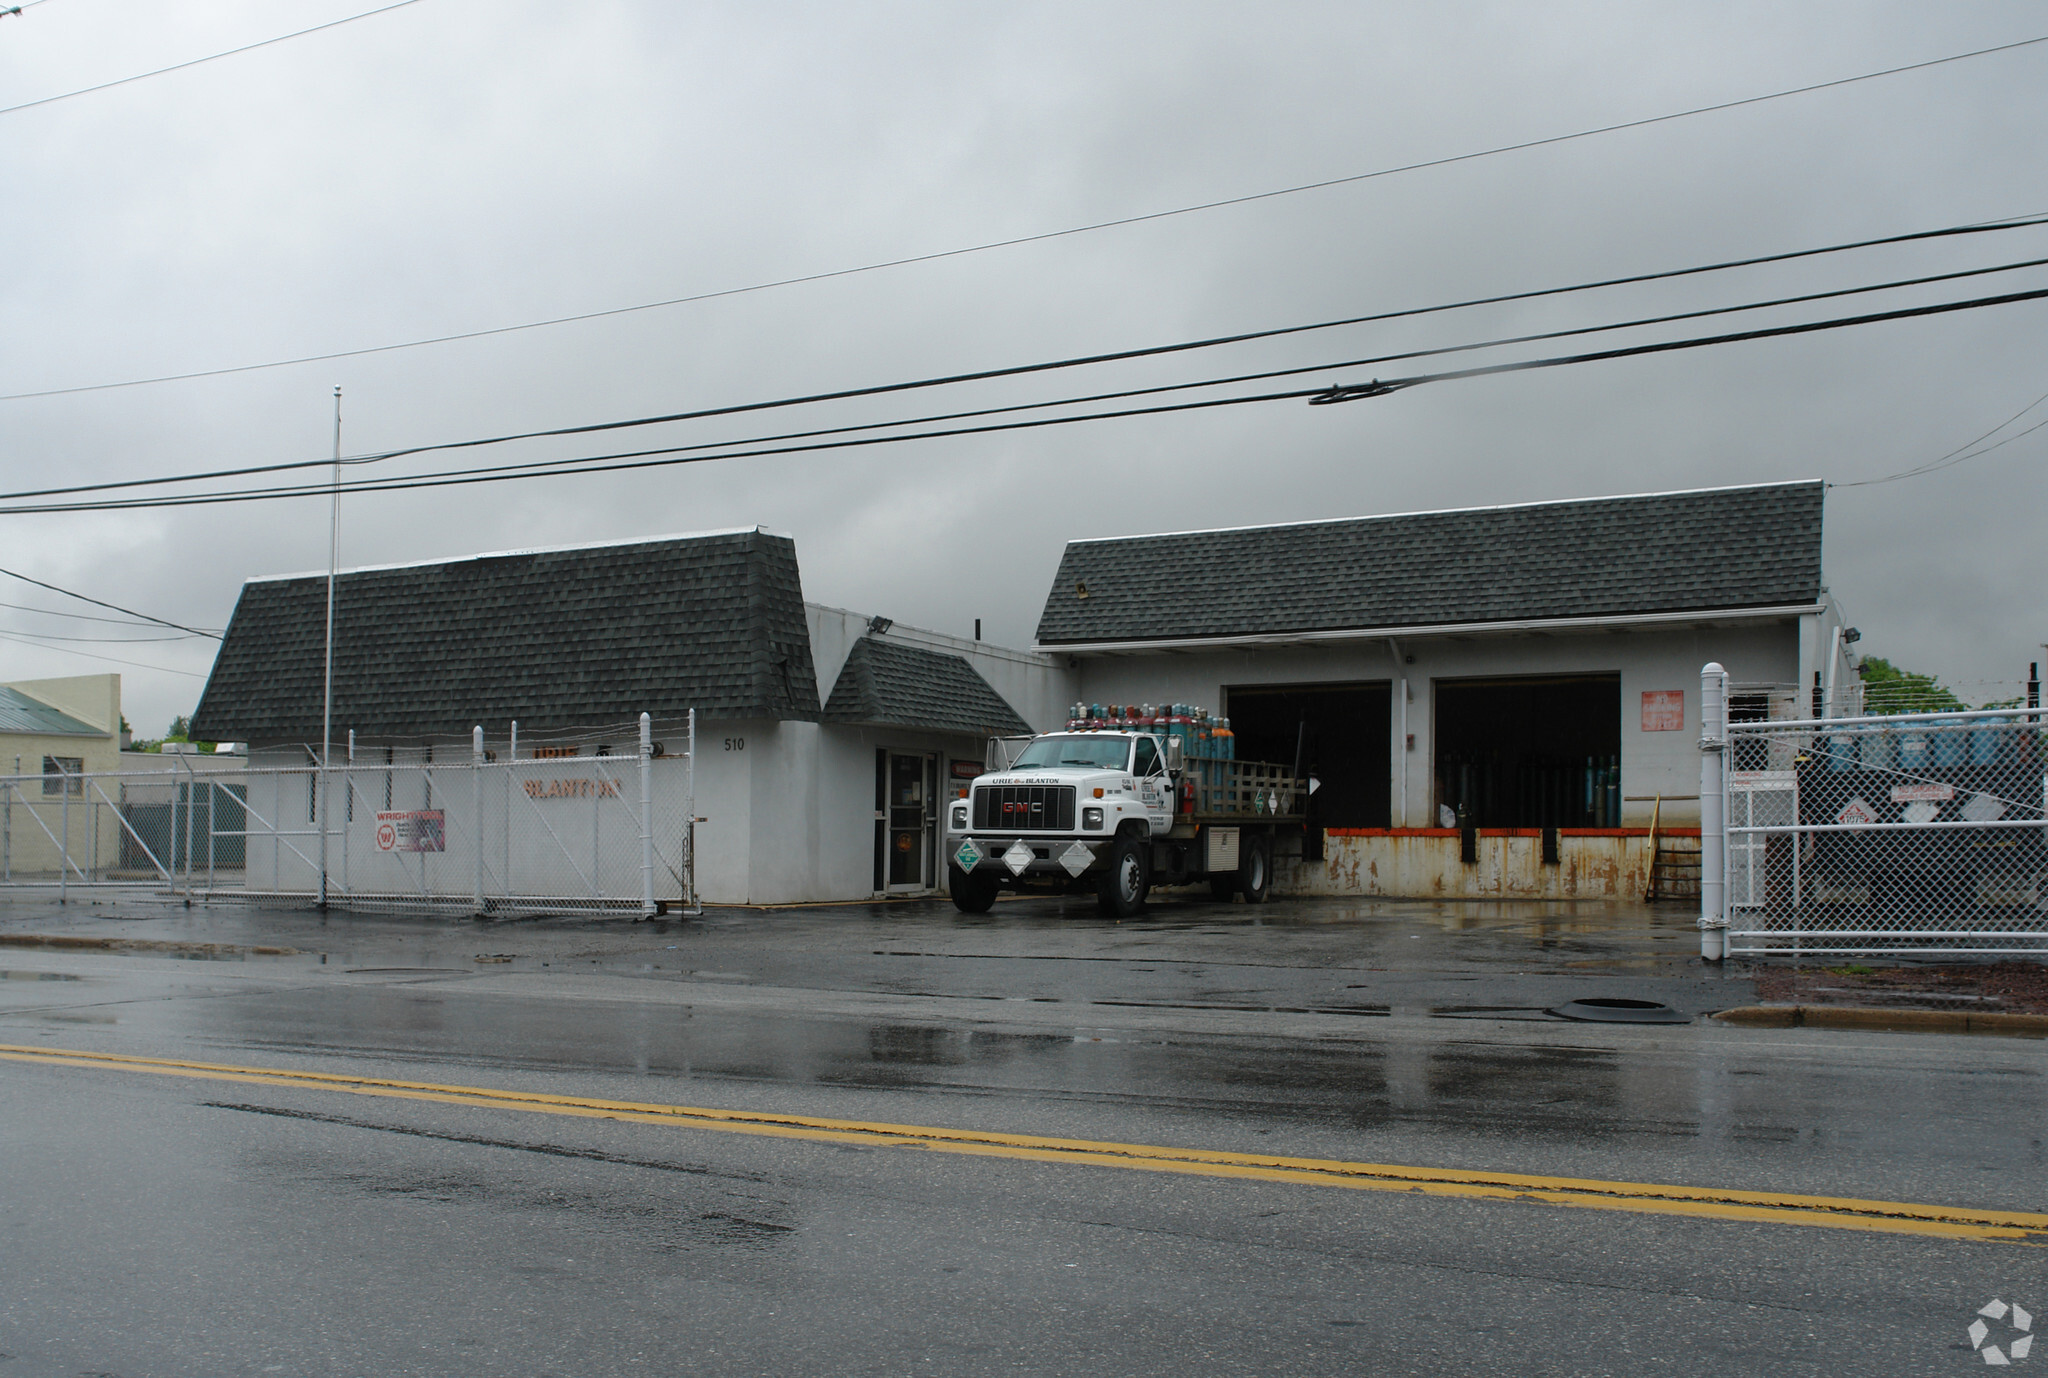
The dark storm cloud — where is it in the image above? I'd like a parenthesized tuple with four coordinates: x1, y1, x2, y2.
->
(2, 1, 2044, 731)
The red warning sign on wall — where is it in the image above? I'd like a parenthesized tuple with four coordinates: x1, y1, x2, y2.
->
(1640, 690, 1685, 732)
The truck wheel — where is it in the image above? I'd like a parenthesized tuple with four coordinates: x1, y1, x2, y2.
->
(1239, 833, 1272, 904)
(1208, 875, 1237, 902)
(1095, 833, 1149, 917)
(949, 866, 999, 914)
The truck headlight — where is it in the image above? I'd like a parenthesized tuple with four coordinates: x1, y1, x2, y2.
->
(951, 804, 968, 830)
(1082, 806, 1104, 830)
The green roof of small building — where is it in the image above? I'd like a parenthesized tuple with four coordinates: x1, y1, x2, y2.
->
(0, 686, 103, 737)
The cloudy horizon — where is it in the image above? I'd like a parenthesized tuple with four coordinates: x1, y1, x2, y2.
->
(4, 1, 2045, 736)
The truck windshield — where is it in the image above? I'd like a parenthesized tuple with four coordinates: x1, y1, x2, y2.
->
(1010, 735, 1131, 770)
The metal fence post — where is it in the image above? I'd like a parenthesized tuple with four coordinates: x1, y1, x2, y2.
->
(59, 760, 70, 905)
(1698, 662, 1729, 960)
(684, 708, 699, 915)
(473, 726, 486, 915)
(639, 712, 655, 918)
(342, 729, 354, 900)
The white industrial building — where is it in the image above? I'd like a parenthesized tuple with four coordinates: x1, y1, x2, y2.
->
(189, 482, 1852, 905)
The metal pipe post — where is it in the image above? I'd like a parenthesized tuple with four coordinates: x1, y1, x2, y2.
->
(1698, 662, 1729, 960)
(472, 726, 485, 915)
(639, 712, 655, 918)
(341, 730, 353, 896)
(59, 760, 70, 904)
(319, 386, 341, 910)
(684, 709, 699, 914)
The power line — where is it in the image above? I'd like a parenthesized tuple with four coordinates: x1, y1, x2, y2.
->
(0, 567, 221, 637)
(11, 219, 2048, 504)
(6, 34, 2046, 402)
(1836, 383, 2048, 487)
(0, 631, 209, 677)
(1311, 284, 2048, 401)
(4, 280, 2044, 517)
(0, 627, 200, 643)
(0, 598, 172, 628)
(0, 0, 427, 119)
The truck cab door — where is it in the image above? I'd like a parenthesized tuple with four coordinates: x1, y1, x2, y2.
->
(1132, 736, 1172, 830)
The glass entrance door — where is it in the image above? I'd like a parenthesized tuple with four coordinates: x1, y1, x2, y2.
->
(886, 752, 933, 890)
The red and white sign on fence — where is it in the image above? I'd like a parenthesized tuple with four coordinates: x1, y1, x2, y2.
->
(375, 810, 445, 853)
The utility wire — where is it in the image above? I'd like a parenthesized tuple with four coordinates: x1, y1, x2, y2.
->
(5, 33, 2045, 402)
(10, 219, 2048, 503)
(0, 0, 427, 118)
(4, 281, 2044, 517)
(1836, 383, 2048, 487)
(0, 598, 176, 628)
(0, 627, 199, 643)
(0, 631, 209, 677)
(22, 246, 2045, 507)
(0, 566, 221, 637)
(1311, 284, 2048, 402)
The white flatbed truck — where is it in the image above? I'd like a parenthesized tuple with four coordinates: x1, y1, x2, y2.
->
(943, 728, 1306, 916)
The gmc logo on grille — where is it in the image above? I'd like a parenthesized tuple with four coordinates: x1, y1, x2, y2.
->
(1003, 801, 1043, 814)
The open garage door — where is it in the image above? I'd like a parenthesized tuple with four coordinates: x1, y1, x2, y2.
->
(1226, 682, 1391, 830)
(1433, 673, 1620, 828)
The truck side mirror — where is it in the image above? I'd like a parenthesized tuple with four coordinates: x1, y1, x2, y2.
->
(1164, 736, 1182, 772)
(985, 738, 1005, 772)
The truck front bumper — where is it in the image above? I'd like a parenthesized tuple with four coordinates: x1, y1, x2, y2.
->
(949, 835, 1102, 880)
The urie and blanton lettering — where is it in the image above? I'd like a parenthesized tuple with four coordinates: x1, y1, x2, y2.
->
(522, 778, 623, 799)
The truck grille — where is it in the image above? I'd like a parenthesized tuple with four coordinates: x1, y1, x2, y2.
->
(973, 784, 1076, 832)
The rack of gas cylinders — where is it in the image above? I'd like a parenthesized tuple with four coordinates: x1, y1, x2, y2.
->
(1065, 703, 1303, 819)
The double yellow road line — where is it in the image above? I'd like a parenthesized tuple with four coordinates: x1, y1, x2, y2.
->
(4, 1041, 2041, 1245)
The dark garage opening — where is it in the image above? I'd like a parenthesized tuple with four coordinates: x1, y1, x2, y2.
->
(1434, 674, 1621, 828)
(1227, 682, 1391, 830)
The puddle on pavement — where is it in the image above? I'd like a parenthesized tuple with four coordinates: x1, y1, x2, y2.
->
(0, 970, 82, 982)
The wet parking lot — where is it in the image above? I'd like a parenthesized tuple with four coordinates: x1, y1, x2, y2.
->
(0, 891, 2042, 1376)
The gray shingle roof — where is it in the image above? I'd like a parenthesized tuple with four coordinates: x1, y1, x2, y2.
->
(0, 686, 102, 737)
(191, 529, 821, 743)
(1035, 482, 1824, 646)
(822, 636, 1030, 737)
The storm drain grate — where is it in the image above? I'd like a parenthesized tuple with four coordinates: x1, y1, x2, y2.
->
(1547, 997, 1691, 1024)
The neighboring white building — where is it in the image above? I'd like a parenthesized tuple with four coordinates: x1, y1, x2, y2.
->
(1, 674, 125, 880)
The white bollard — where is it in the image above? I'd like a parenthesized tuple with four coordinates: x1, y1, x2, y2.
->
(1698, 662, 1729, 960)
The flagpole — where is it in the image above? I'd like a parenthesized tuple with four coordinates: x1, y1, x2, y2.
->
(319, 386, 341, 908)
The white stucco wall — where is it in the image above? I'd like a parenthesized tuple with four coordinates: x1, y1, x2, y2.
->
(1072, 616, 1810, 829)
(806, 603, 1077, 733)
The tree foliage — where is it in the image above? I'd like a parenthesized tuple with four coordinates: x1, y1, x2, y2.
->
(1855, 656, 1968, 714)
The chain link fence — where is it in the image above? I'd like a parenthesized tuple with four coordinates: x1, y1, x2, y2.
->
(1699, 665, 2046, 957)
(2, 712, 698, 917)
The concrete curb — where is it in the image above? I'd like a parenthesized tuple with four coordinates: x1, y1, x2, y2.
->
(0, 933, 298, 957)
(1714, 1005, 2048, 1036)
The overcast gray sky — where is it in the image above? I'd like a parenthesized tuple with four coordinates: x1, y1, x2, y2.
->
(3, 1, 2045, 736)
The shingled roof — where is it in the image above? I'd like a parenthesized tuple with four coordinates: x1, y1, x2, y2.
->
(1035, 482, 1825, 647)
(191, 529, 820, 743)
(822, 636, 1030, 737)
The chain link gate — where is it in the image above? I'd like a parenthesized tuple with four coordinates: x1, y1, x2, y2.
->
(1, 711, 699, 917)
(1697, 663, 2047, 958)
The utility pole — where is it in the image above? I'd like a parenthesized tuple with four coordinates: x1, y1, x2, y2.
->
(319, 387, 341, 908)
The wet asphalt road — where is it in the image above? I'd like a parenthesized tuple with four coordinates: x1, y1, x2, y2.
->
(0, 891, 2042, 1376)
